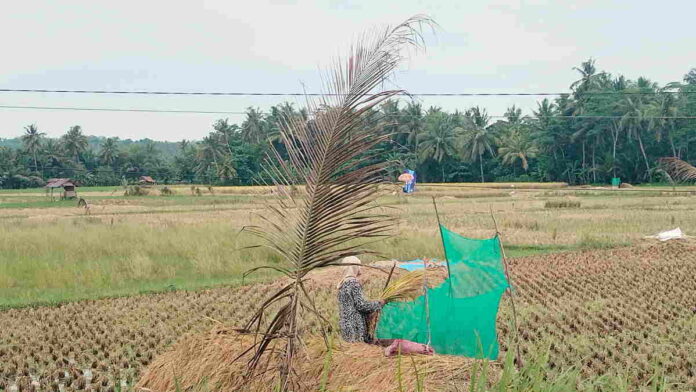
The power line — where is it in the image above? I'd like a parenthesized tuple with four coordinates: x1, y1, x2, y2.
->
(1, 104, 696, 119)
(0, 104, 242, 115)
(0, 88, 693, 97)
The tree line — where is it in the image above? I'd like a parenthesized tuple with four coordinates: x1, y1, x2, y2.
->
(1, 60, 695, 189)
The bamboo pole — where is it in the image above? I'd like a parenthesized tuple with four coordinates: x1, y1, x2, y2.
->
(431, 197, 452, 282)
(489, 206, 524, 367)
(423, 257, 432, 346)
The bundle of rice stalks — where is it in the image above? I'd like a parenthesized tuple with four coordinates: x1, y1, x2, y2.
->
(379, 267, 448, 303)
(137, 325, 483, 392)
(367, 267, 448, 342)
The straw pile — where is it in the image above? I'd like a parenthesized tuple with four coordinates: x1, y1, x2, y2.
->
(380, 267, 448, 303)
(137, 324, 482, 392)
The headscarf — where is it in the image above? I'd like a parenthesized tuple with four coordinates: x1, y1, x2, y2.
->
(338, 256, 361, 288)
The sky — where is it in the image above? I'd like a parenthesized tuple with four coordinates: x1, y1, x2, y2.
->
(0, 0, 694, 141)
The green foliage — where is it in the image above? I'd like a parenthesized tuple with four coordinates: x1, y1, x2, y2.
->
(1, 65, 695, 189)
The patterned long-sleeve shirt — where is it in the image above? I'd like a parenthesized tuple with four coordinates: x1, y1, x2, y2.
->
(338, 278, 382, 343)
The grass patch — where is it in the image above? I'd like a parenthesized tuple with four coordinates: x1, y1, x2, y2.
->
(545, 200, 581, 208)
(1, 183, 695, 308)
(0, 219, 280, 308)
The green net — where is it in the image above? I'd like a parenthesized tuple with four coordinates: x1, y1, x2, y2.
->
(375, 225, 509, 359)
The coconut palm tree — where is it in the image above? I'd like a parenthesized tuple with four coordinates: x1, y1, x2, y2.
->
(211, 118, 238, 159)
(241, 17, 430, 390)
(196, 135, 222, 172)
(497, 130, 539, 173)
(571, 58, 604, 94)
(401, 102, 424, 151)
(241, 107, 265, 144)
(648, 89, 679, 157)
(461, 106, 495, 183)
(619, 97, 652, 176)
(98, 138, 120, 167)
(61, 125, 88, 163)
(42, 139, 63, 167)
(504, 105, 523, 125)
(417, 113, 461, 181)
(378, 100, 401, 143)
(21, 124, 44, 172)
(216, 157, 237, 181)
(266, 103, 303, 144)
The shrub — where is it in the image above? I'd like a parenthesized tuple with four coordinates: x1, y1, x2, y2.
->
(190, 186, 203, 196)
(159, 186, 174, 196)
(124, 185, 149, 196)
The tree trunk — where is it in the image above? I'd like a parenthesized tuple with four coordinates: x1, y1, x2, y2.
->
(581, 141, 586, 183)
(669, 132, 677, 157)
(441, 163, 445, 183)
(479, 154, 484, 183)
(591, 140, 597, 184)
(612, 130, 619, 178)
(636, 132, 651, 178)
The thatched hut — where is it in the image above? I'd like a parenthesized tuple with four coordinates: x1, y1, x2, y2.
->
(139, 176, 156, 186)
(45, 178, 79, 199)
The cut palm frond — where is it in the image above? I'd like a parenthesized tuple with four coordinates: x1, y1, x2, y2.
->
(240, 15, 433, 391)
(380, 267, 448, 303)
(659, 157, 696, 182)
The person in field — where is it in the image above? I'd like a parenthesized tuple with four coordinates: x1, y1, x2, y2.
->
(337, 256, 383, 343)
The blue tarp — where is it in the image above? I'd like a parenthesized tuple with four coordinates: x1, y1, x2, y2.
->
(398, 259, 444, 271)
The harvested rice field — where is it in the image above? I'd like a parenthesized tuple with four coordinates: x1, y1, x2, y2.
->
(1, 184, 696, 391)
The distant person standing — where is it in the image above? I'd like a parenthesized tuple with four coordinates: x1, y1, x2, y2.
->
(337, 256, 383, 343)
(399, 169, 416, 193)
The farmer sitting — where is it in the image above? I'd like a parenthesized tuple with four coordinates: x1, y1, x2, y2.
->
(337, 256, 384, 343)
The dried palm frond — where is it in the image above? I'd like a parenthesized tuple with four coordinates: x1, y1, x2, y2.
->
(241, 15, 434, 391)
(659, 157, 696, 182)
(380, 267, 448, 303)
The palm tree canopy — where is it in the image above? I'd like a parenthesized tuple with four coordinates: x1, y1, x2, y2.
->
(21, 124, 45, 151)
(460, 106, 495, 162)
(61, 125, 89, 162)
(417, 112, 461, 163)
(242, 16, 432, 389)
(241, 107, 265, 144)
(401, 102, 424, 146)
(498, 130, 539, 171)
(98, 138, 120, 166)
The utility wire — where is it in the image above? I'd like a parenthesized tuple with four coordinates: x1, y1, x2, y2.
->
(0, 104, 241, 115)
(1, 104, 696, 119)
(0, 88, 693, 96)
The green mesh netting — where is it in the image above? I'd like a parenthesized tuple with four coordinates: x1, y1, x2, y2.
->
(375, 225, 509, 359)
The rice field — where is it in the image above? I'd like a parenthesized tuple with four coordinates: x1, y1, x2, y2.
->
(1, 183, 695, 391)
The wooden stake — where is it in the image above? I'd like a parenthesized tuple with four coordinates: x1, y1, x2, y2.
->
(489, 206, 524, 367)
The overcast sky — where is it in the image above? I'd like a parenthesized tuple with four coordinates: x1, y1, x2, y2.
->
(0, 0, 693, 141)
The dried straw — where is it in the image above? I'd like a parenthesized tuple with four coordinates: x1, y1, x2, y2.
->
(137, 325, 484, 392)
(379, 267, 448, 303)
